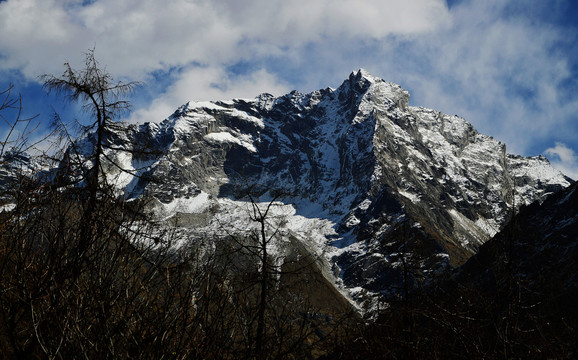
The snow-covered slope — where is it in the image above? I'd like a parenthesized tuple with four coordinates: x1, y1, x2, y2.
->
(73, 69, 572, 307)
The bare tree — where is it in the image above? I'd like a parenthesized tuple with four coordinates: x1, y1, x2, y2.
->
(211, 186, 357, 359)
(244, 190, 284, 358)
(0, 84, 40, 157)
(1, 53, 204, 359)
(39, 49, 144, 276)
(40, 48, 141, 202)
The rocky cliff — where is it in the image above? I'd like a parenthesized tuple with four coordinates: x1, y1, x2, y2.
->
(71, 69, 572, 306)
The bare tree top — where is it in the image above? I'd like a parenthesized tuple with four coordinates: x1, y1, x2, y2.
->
(40, 48, 141, 130)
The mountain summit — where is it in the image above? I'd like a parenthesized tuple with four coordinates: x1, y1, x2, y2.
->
(84, 69, 571, 306)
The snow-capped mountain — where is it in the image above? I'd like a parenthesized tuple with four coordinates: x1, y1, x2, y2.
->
(74, 69, 572, 306)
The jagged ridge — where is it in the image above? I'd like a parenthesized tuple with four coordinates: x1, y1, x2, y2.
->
(79, 69, 572, 306)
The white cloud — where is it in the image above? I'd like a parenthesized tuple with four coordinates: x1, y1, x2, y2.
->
(545, 143, 578, 180)
(0, 0, 83, 75)
(127, 66, 290, 123)
(213, 0, 451, 43)
(0, 0, 450, 80)
(0, 0, 244, 78)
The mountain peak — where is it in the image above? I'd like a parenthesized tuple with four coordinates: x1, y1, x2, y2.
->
(346, 68, 377, 93)
(62, 70, 572, 308)
(352, 68, 376, 80)
(343, 69, 410, 111)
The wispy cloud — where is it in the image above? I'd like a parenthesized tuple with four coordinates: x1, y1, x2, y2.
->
(127, 66, 291, 123)
(545, 142, 578, 180)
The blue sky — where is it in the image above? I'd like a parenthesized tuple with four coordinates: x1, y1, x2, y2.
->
(1, 0, 577, 179)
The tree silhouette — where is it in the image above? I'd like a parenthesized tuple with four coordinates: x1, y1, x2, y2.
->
(40, 48, 141, 202)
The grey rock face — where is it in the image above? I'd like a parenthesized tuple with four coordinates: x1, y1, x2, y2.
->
(72, 69, 572, 304)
